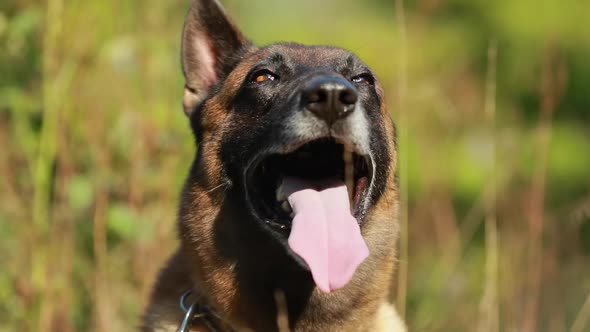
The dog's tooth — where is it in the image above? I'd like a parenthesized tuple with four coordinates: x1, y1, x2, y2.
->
(344, 148, 354, 203)
(281, 201, 292, 214)
(276, 181, 286, 202)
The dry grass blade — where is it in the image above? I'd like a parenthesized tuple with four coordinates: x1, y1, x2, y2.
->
(571, 290, 590, 332)
(34, 0, 64, 329)
(274, 289, 291, 332)
(522, 45, 566, 332)
(477, 39, 499, 332)
(343, 148, 354, 202)
(394, 0, 408, 320)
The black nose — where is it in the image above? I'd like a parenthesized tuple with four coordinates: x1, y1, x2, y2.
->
(303, 78, 358, 125)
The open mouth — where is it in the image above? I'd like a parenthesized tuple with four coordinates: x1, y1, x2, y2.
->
(245, 138, 373, 233)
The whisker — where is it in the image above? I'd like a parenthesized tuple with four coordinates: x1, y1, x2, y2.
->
(206, 181, 229, 194)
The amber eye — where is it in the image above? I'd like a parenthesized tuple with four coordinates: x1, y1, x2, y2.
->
(251, 70, 277, 83)
(351, 74, 374, 85)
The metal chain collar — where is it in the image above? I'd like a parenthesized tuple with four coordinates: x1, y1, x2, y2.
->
(177, 290, 222, 332)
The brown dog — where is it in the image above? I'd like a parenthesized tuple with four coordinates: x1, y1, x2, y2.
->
(142, 0, 405, 331)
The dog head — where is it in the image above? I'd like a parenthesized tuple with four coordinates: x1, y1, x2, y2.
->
(179, 0, 398, 297)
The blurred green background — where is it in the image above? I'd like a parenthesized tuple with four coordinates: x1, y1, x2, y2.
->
(1, 0, 589, 331)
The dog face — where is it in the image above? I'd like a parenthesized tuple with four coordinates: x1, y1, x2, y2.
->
(217, 44, 391, 230)
(180, 0, 398, 296)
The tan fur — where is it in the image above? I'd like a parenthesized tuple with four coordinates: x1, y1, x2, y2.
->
(144, 250, 405, 331)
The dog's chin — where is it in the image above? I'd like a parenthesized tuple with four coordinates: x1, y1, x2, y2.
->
(243, 137, 374, 237)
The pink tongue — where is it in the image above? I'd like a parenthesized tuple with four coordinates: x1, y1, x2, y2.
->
(283, 177, 369, 293)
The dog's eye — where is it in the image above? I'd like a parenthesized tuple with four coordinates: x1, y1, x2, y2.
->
(351, 74, 374, 85)
(251, 70, 278, 83)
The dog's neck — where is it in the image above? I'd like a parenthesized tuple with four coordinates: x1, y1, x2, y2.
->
(178, 190, 377, 331)
(182, 248, 374, 332)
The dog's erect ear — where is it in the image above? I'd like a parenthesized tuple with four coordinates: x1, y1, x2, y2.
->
(182, 0, 252, 115)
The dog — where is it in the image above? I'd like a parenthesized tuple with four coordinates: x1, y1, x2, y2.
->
(142, 0, 405, 331)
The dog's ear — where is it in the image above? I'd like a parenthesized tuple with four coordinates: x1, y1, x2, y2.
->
(182, 0, 252, 115)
